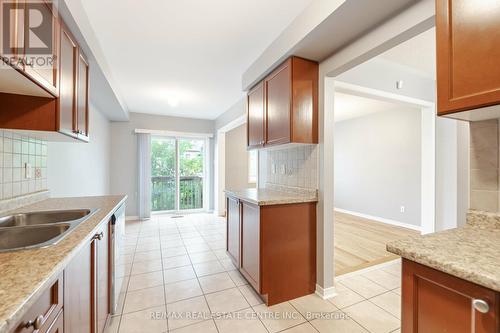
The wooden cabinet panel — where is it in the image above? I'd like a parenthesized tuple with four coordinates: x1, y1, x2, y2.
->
(64, 240, 92, 333)
(265, 60, 291, 146)
(76, 51, 89, 139)
(0, 0, 25, 71)
(247, 81, 265, 149)
(58, 23, 77, 137)
(402, 259, 500, 333)
(241, 202, 260, 292)
(96, 222, 110, 333)
(226, 196, 240, 266)
(45, 310, 63, 333)
(436, 0, 500, 115)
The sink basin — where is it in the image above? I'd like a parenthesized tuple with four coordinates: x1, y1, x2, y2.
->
(0, 224, 71, 252)
(0, 209, 92, 227)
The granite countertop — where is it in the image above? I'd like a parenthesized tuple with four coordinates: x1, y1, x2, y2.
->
(387, 210, 500, 292)
(0, 195, 127, 333)
(224, 187, 318, 206)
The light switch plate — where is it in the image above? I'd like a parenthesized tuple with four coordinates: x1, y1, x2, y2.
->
(25, 163, 33, 179)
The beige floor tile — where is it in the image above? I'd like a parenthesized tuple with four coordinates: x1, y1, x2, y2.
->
(391, 329, 401, 333)
(370, 291, 401, 319)
(238, 285, 263, 306)
(290, 294, 338, 320)
(105, 315, 120, 333)
(330, 283, 365, 309)
(163, 246, 188, 258)
(119, 305, 167, 333)
(123, 286, 165, 314)
(165, 278, 203, 304)
(393, 288, 401, 295)
(131, 259, 163, 275)
(161, 239, 185, 249)
(163, 255, 191, 270)
(227, 270, 248, 286)
(193, 261, 225, 277)
(362, 269, 401, 290)
(212, 249, 231, 261)
(198, 272, 235, 294)
(382, 262, 402, 277)
(253, 302, 306, 333)
(281, 322, 319, 333)
(214, 308, 267, 333)
(340, 275, 387, 298)
(116, 264, 132, 278)
(128, 271, 164, 291)
(137, 236, 160, 245)
(133, 249, 162, 262)
(310, 314, 368, 333)
(136, 242, 161, 252)
(169, 319, 218, 332)
(186, 243, 212, 254)
(121, 254, 134, 265)
(219, 258, 237, 271)
(164, 266, 197, 284)
(183, 237, 207, 245)
(167, 296, 211, 330)
(205, 287, 250, 314)
(188, 251, 218, 264)
(344, 300, 400, 333)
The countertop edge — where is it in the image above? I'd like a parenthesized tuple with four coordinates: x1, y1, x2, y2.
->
(0, 195, 128, 333)
(224, 189, 318, 206)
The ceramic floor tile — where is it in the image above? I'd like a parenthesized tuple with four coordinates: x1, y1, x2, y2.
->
(192, 261, 225, 277)
(165, 278, 203, 304)
(227, 270, 248, 286)
(128, 271, 164, 291)
(340, 275, 388, 298)
(238, 285, 264, 306)
(163, 255, 192, 270)
(212, 249, 231, 261)
(281, 322, 320, 333)
(123, 286, 165, 314)
(205, 287, 250, 314)
(169, 319, 218, 332)
(392, 288, 401, 295)
(253, 302, 306, 333)
(370, 291, 401, 319)
(330, 283, 365, 309)
(119, 305, 167, 333)
(344, 300, 400, 333)
(164, 266, 197, 284)
(105, 315, 120, 333)
(166, 296, 211, 330)
(131, 259, 163, 275)
(163, 246, 188, 258)
(161, 239, 185, 249)
(362, 269, 401, 290)
(219, 258, 237, 271)
(188, 251, 218, 264)
(289, 294, 338, 320)
(310, 314, 368, 333)
(186, 243, 212, 254)
(133, 250, 162, 262)
(214, 308, 267, 333)
(198, 272, 235, 294)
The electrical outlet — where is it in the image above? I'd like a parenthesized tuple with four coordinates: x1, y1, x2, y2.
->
(35, 168, 42, 178)
(25, 163, 33, 179)
(279, 164, 286, 175)
(400, 206, 405, 213)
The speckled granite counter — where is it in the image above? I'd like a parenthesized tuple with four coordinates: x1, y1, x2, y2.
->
(387, 210, 500, 292)
(0, 195, 127, 333)
(224, 187, 318, 206)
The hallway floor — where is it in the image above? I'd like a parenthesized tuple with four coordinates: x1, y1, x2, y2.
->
(106, 213, 402, 333)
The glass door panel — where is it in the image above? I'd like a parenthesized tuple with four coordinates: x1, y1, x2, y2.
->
(179, 139, 204, 210)
(151, 137, 176, 211)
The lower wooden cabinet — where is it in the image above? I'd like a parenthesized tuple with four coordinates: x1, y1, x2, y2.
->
(226, 195, 316, 305)
(45, 311, 63, 333)
(402, 259, 500, 333)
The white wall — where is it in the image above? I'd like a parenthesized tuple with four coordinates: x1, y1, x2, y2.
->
(225, 124, 255, 190)
(47, 104, 111, 197)
(110, 112, 215, 216)
(335, 108, 422, 226)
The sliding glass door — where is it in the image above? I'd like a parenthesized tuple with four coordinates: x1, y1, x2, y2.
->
(151, 136, 205, 212)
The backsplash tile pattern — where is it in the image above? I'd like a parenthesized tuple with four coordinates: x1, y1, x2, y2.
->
(0, 130, 48, 200)
(265, 144, 318, 189)
(469, 120, 499, 212)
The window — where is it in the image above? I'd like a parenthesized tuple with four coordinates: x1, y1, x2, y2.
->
(248, 150, 258, 184)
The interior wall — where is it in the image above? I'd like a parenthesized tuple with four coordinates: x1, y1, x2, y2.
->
(110, 112, 215, 216)
(224, 124, 255, 191)
(334, 108, 422, 226)
(48, 104, 111, 197)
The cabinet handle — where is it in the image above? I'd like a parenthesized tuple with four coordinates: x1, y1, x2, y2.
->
(472, 299, 490, 313)
(25, 315, 43, 329)
(93, 232, 104, 241)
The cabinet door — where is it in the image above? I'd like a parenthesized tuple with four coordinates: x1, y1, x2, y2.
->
(76, 51, 89, 139)
(402, 259, 500, 333)
(64, 240, 92, 333)
(226, 196, 240, 266)
(45, 310, 63, 333)
(0, 0, 25, 71)
(96, 222, 110, 333)
(436, 0, 500, 115)
(241, 201, 260, 292)
(247, 81, 265, 149)
(58, 22, 77, 137)
(265, 60, 291, 146)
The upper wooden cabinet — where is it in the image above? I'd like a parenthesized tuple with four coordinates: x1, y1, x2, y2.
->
(436, 0, 500, 118)
(247, 56, 318, 149)
(76, 51, 89, 139)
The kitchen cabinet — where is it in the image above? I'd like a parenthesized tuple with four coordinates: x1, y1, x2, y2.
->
(247, 82, 265, 149)
(436, 0, 500, 119)
(65, 221, 110, 333)
(401, 259, 500, 333)
(226, 194, 316, 305)
(226, 196, 240, 266)
(246, 56, 318, 149)
(45, 311, 63, 333)
(76, 51, 89, 139)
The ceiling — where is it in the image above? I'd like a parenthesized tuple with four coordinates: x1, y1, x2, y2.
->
(334, 92, 412, 122)
(80, 0, 314, 120)
(379, 27, 436, 79)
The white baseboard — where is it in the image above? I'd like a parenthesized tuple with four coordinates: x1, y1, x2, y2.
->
(335, 208, 421, 232)
(315, 284, 337, 300)
(125, 216, 139, 221)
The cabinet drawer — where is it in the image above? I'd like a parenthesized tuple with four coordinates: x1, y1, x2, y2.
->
(12, 274, 63, 333)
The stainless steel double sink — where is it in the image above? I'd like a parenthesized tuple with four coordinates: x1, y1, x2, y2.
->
(0, 209, 98, 252)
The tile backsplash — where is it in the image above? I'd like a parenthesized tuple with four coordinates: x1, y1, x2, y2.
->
(264, 144, 318, 189)
(0, 130, 48, 200)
